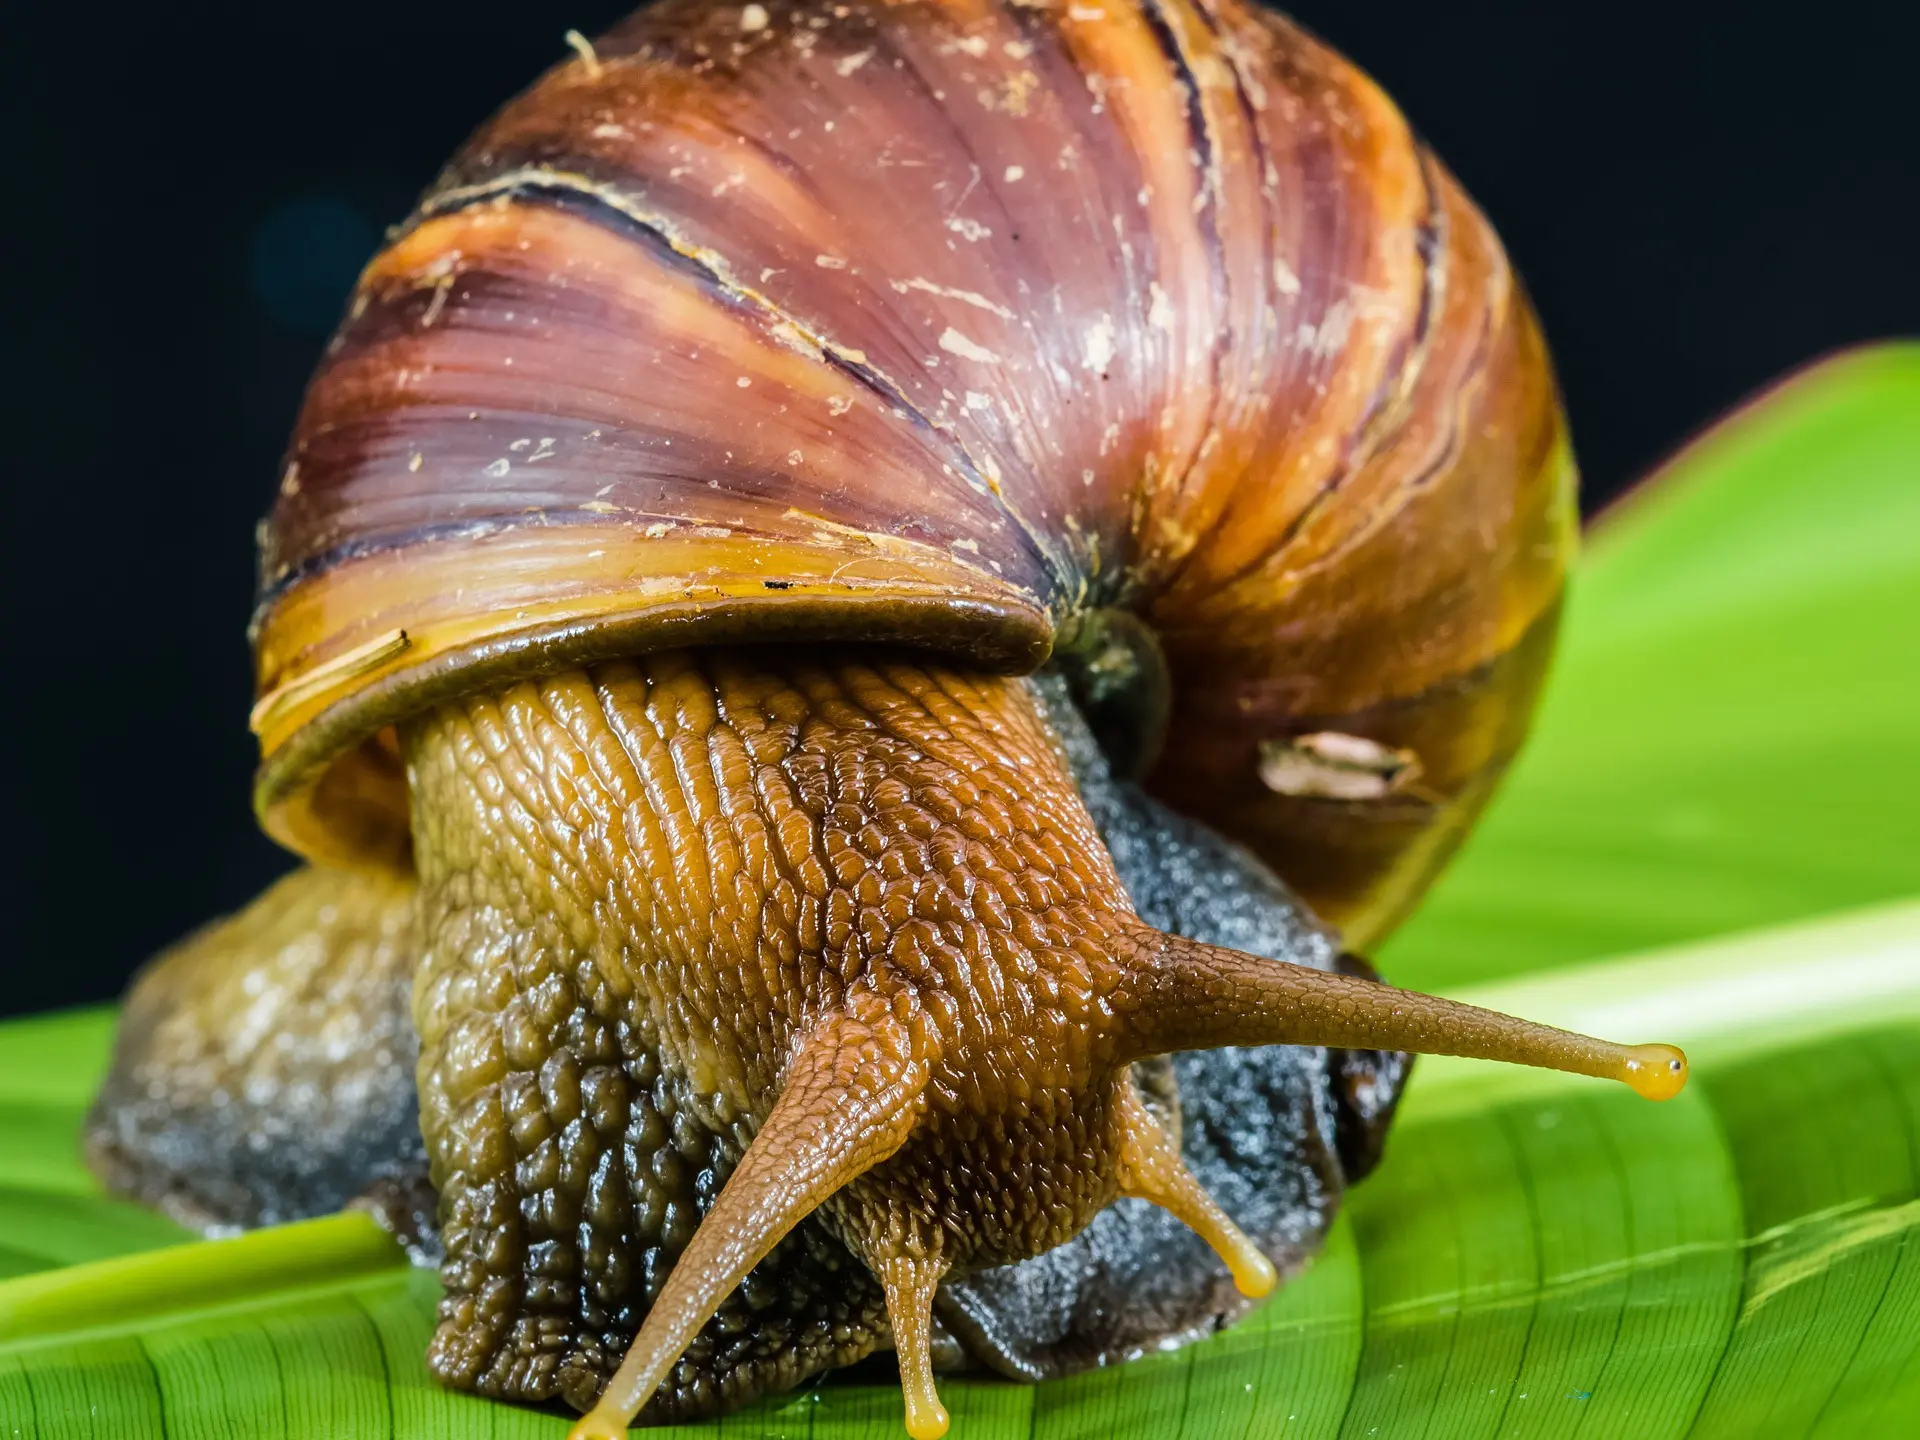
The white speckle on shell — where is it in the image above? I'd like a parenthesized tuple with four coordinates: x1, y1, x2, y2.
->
(939, 327, 1001, 364)
(1147, 283, 1175, 334)
(1084, 314, 1116, 373)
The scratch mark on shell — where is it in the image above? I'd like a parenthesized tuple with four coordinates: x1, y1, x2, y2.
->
(939, 327, 1003, 364)
(894, 277, 1015, 319)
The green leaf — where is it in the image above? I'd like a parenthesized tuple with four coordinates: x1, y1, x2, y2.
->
(6, 913, 1920, 1437)
(1385, 342, 1920, 990)
(4, 343, 1918, 1436)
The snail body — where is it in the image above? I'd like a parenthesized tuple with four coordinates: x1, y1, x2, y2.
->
(86, 1, 1685, 1436)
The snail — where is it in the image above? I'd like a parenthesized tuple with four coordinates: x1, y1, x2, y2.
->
(81, 0, 1690, 1436)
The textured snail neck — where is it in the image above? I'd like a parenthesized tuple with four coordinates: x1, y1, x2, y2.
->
(400, 646, 1684, 1439)
(404, 648, 1146, 1127)
(403, 648, 1154, 1425)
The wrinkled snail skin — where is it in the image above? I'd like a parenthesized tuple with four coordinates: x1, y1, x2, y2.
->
(80, 0, 1689, 1436)
(400, 651, 1214, 1419)
(397, 646, 1681, 1440)
(85, 673, 1402, 1416)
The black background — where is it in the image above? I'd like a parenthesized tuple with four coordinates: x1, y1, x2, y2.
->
(2, 2, 1916, 1018)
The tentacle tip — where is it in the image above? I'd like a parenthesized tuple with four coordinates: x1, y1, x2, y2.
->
(567, 1412, 630, 1440)
(1230, 1247, 1279, 1299)
(1621, 1043, 1688, 1102)
(903, 1393, 951, 1440)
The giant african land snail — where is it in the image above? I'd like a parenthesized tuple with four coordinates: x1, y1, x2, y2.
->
(87, 1, 1685, 1436)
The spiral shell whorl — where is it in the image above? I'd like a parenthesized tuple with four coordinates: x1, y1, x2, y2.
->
(251, 0, 1573, 941)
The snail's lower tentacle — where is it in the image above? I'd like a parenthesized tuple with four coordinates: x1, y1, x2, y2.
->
(568, 1002, 929, 1440)
(1111, 1079, 1276, 1300)
(874, 1250, 954, 1440)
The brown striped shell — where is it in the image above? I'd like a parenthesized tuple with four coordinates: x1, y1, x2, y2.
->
(251, 0, 1574, 948)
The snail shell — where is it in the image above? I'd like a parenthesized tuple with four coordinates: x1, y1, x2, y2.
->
(249, 0, 1574, 951)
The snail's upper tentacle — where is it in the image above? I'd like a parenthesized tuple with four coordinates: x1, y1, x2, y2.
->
(1116, 933, 1689, 1101)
